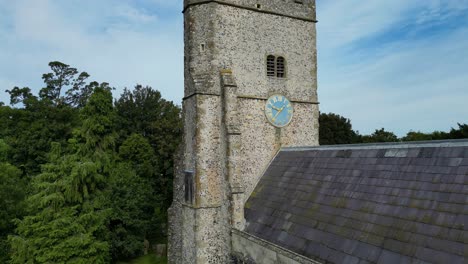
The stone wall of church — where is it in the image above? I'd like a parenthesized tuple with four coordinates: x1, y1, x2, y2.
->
(212, 3, 319, 199)
(231, 229, 321, 264)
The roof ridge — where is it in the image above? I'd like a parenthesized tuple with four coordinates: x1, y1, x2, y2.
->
(283, 139, 468, 151)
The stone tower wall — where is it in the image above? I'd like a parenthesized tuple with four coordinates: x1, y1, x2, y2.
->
(211, 3, 319, 199)
(169, 1, 319, 263)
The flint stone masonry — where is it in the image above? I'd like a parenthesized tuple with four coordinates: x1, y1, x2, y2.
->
(245, 140, 468, 264)
(169, 0, 319, 263)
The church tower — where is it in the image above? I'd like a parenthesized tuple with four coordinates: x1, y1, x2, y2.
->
(169, 1, 319, 263)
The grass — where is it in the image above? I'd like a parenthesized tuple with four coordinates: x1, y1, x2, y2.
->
(117, 254, 167, 264)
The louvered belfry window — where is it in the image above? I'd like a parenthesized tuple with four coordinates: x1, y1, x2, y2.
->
(267, 55, 276, 77)
(266, 55, 286, 78)
(276, 57, 285, 78)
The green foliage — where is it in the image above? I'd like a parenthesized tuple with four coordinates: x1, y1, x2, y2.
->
(9, 204, 110, 264)
(115, 85, 182, 175)
(115, 85, 182, 227)
(4, 104, 79, 175)
(401, 131, 440, 141)
(0, 140, 26, 263)
(39, 61, 92, 107)
(0, 139, 8, 162)
(401, 123, 468, 142)
(5, 87, 37, 107)
(8, 87, 117, 264)
(319, 112, 359, 145)
(1, 62, 91, 176)
(361, 128, 399, 143)
(6, 82, 174, 263)
(107, 164, 153, 260)
(76, 84, 117, 158)
(0, 161, 24, 233)
(319, 113, 467, 144)
(117, 134, 167, 250)
(1, 62, 183, 262)
(449, 123, 468, 139)
(119, 134, 156, 180)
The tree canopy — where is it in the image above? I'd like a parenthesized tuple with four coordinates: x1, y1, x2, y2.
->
(0, 140, 26, 263)
(319, 113, 467, 145)
(0, 62, 182, 263)
(319, 113, 359, 145)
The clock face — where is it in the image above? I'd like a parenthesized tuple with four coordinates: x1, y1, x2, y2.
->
(265, 95, 294, 127)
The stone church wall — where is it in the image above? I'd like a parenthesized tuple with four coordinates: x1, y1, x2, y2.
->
(231, 229, 321, 264)
(213, 3, 319, 199)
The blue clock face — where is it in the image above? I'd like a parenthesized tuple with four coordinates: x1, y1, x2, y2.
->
(265, 95, 294, 127)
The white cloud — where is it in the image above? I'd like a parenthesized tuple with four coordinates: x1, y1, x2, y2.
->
(0, 0, 184, 105)
(115, 5, 158, 24)
(317, 0, 413, 50)
(317, 0, 468, 136)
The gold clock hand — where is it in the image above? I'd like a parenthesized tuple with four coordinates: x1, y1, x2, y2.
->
(272, 105, 285, 121)
(271, 105, 281, 111)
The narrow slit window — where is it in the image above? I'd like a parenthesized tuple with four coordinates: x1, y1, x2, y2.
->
(184, 171, 194, 204)
(267, 55, 276, 77)
(276, 57, 285, 78)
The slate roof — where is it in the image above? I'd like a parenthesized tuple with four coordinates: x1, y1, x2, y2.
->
(244, 140, 468, 264)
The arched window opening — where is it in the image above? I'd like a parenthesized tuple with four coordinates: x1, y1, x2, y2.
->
(267, 55, 276, 77)
(276, 57, 285, 78)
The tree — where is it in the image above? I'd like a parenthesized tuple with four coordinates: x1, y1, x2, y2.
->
(2, 62, 185, 262)
(119, 133, 156, 180)
(0, 140, 26, 263)
(0, 102, 79, 176)
(118, 134, 165, 246)
(5, 87, 37, 107)
(449, 123, 468, 139)
(361, 128, 399, 143)
(39, 61, 93, 107)
(115, 85, 182, 211)
(1, 61, 96, 176)
(401, 130, 450, 141)
(9, 86, 115, 264)
(106, 163, 153, 261)
(319, 112, 359, 145)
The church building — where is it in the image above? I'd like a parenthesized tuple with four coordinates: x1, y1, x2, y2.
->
(168, 1, 467, 263)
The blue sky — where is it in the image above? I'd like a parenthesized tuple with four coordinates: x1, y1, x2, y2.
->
(0, 0, 467, 136)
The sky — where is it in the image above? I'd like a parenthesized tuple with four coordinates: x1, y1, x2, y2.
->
(0, 0, 467, 136)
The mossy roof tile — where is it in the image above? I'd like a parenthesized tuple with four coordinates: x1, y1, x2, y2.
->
(244, 140, 468, 264)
